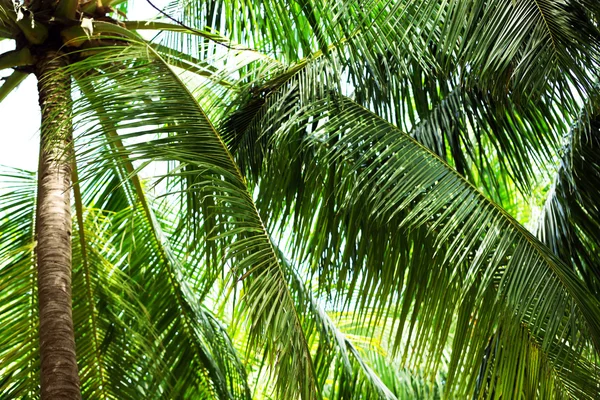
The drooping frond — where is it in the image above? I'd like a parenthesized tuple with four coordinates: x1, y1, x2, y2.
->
(100, 202, 248, 399)
(219, 50, 565, 206)
(168, 0, 600, 194)
(45, 43, 321, 399)
(0, 168, 38, 398)
(537, 103, 600, 294)
(225, 74, 600, 397)
(71, 79, 253, 399)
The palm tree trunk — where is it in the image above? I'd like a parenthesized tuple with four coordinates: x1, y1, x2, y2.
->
(34, 49, 81, 399)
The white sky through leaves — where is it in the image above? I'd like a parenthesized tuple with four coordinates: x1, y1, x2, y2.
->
(0, 0, 167, 171)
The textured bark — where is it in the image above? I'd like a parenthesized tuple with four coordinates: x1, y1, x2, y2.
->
(34, 49, 81, 399)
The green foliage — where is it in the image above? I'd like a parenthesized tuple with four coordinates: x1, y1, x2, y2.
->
(1, 0, 600, 398)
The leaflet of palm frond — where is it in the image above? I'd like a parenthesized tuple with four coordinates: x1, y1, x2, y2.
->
(0, 168, 39, 398)
(232, 92, 600, 398)
(55, 44, 319, 399)
(70, 93, 253, 398)
(537, 106, 600, 294)
(0, 168, 166, 399)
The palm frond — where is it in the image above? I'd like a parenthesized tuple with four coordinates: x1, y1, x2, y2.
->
(219, 43, 572, 208)
(72, 77, 253, 398)
(0, 0, 19, 39)
(71, 205, 166, 399)
(456, 0, 600, 100)
(0, 167, 38, 399)
(280, 250, 398, 399)
(227, 83, 600, 397)
(537, 102, 600, 294)
(209, 0, 600, 198)
(58, 43, 318, 399)
(0, 70, 29, 103)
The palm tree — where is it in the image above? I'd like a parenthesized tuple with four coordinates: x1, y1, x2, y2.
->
(1, 0, 600, 398)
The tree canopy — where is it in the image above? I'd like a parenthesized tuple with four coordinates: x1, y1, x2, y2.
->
(1, 0, 600, 398)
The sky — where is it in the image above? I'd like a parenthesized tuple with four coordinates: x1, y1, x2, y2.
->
(0, 39, 39, 171)
(0, 0, 165, 172)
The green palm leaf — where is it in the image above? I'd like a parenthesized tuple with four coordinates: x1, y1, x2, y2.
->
(1, 0, 600, 398)
(73, 80, 253, 398)
(0, 168, 38, 398)
(537, 101, 600, 294)
(57, 43, 318, 399)
(227, 79, 600, 397)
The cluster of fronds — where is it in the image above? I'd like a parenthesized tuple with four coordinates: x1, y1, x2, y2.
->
(1, 0, 600, 398)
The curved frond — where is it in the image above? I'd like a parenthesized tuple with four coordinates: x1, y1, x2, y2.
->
(0, 168, 38, 399)
(3, 0, 600, 396)
(206, 0, 600, 199)
(537, 104, 600, 294)
(72, 77, 253, 399)
(227, 84, 600, 397)
(57, 43, 319, 399)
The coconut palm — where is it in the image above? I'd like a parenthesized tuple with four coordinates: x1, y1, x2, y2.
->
(1, 0, 600, 398)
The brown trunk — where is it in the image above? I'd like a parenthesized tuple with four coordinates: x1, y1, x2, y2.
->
(34, 49, 81, 399)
